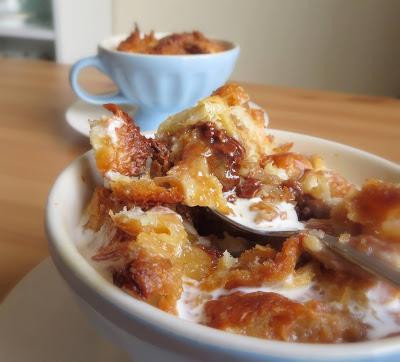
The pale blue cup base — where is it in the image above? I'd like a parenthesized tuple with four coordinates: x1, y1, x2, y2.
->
(133, 106, 185, 131)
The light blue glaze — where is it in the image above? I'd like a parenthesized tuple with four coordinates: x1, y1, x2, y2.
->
(70, 41, 239, 130)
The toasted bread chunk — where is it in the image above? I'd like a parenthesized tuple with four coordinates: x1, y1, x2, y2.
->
(202, 237, 301, 291)
(84, 186, 121, 231)
(90, 104, 151, 177)
(94, 207, 215, 313)
(157, 84, 272, 166)
(204, 292, 367, 343)
(108, 172, 183, 206)
(83, 86, 400, 342)
(117, 25, 226, 55)
(344, 180, 400, 241)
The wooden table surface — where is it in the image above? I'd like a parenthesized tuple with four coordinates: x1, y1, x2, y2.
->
(0, 58, 399, 301)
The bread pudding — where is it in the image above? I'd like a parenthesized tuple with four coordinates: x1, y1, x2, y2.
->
(77, 84, 400, 344)
(117, 25, 228, 55)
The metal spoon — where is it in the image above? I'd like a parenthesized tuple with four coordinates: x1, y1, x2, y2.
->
(208, 208, 400, 289)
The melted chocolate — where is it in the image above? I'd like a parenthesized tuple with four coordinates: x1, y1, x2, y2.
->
(197, 121, 245, 192)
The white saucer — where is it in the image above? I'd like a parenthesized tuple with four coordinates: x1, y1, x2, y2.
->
(65, 100, 269, 137)
(0, 259, 130, 362)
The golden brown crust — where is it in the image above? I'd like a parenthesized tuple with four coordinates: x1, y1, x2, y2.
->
(204, 292, 367, 343)
(117, 25, 158, 53)
(315, 267, 377, 304)
(93, 207, 216, 313)
(117, 26, 227, 55)
(261, 152, 313, 180)
(227, 237, 301, 289)
(117, 251, 183, 314)
(166, 140, 231, 214)
(157, 83, 272, 168)
(324, 170, 356, 198)
(84, 86, 400, 343)
(345, 179, 400, 240)
(91, 104, 152, 177)
(248, 108, 265, 129)
(202, 237, 301, 291)
(149, 138, 172, 177)
(153, 31, 226, 54)
(84, 186, 122, 231)
(212, 83, 250, 106)
(273, 142, 294, 154)
(109, 177, 184, 206)
(155, 119, 246, 203)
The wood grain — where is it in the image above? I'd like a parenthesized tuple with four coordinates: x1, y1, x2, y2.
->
(0, 58, 399, 301)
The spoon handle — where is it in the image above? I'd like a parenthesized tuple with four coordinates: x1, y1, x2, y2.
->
(321, 234, 400, 288)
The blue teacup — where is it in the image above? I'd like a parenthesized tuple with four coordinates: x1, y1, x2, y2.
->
(69, 34, 240, 130)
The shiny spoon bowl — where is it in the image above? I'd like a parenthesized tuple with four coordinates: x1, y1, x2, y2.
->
(208, 207, 400, 289)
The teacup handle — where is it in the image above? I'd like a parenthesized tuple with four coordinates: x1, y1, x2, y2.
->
(69, 56, 129, 104)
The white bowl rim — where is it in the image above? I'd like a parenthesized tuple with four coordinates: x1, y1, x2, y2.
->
(46, 129, 400, 361)
(99, 33, 240, 59)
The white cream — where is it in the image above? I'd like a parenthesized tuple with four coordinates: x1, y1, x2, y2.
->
(177, 278, 400, 340)
(104, 170, 122, 181)
(77, 217, 400, 340)
(77, 190, 400, 341)
(227, 197, 304, 231)
(75, 222, 117, 281)
(351, 284, 400, 339)
(106, 116, 124, 144)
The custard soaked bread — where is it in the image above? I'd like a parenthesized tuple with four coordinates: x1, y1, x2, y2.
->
(80, 84, 400, 343)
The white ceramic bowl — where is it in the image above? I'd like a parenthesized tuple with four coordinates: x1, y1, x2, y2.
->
(46, 130, 400, 362)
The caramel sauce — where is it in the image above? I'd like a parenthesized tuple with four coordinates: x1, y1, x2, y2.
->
(350, 180, 400, 227)
(197, 121, 245, 192)
(149, 138, 171, 177)
(236, 178, 262, 198)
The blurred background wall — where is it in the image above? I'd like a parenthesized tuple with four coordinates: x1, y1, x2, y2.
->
(113, 0, 400, 97)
